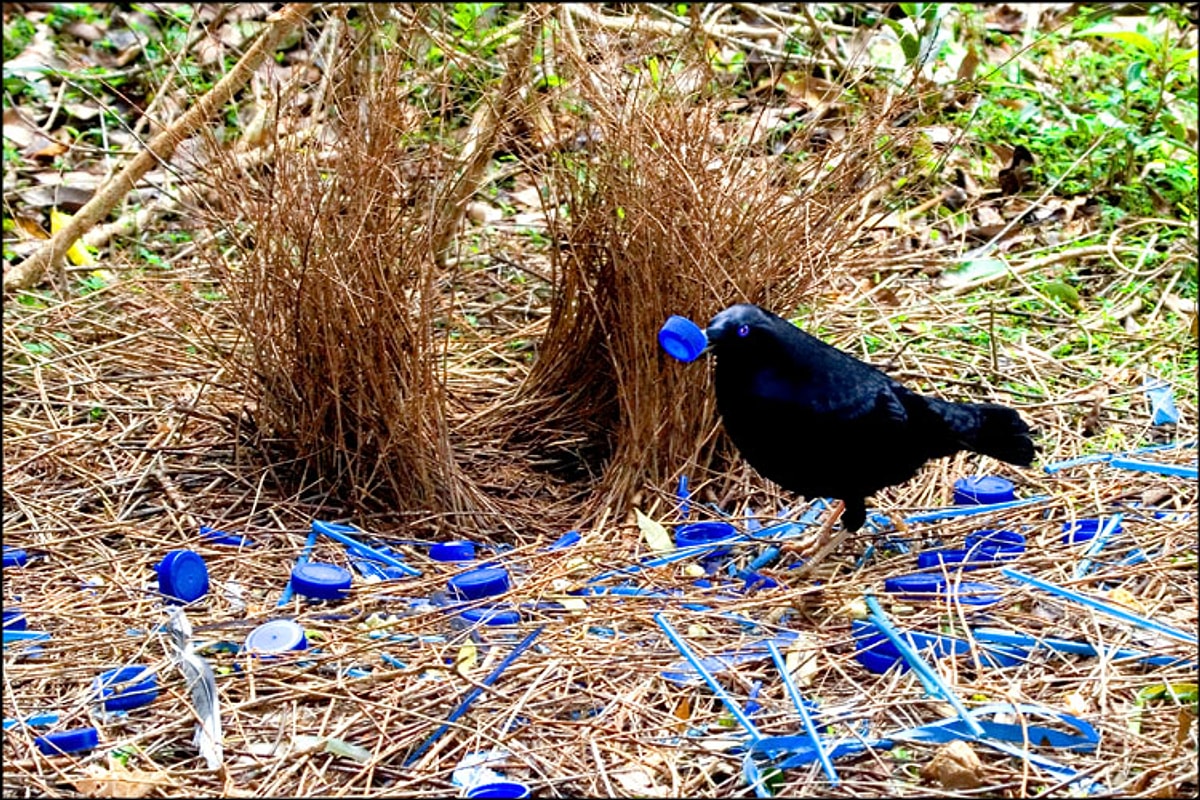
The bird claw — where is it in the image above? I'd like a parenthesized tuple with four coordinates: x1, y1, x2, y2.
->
(787, 499, 846, 563)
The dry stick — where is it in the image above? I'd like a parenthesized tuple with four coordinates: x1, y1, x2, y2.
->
(4, 3, 314, 294)
(431, 6, 551, 268)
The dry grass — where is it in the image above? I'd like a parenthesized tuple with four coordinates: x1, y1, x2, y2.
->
(495, 38, 926, 516)
(198, 39, 494, 527)
(2, 6, 1197, 799)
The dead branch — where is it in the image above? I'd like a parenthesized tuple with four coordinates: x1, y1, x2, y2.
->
(3, 3, 314, 294)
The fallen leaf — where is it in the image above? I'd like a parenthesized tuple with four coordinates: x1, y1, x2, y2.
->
(1063, 691, 1089, 716)
(466, 201, 502, 224)
(612, 766, 667, 797)
(1105, 587, 1145, 613)
(921, 739, 984, 789)
(636, 509, 673, 553)
(456, 643, 477, 676)
(74, 761, 168, 798)
(50, 209, 96, 266)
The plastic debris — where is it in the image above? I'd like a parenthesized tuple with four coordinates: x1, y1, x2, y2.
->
(1143, 373, 1180, 426)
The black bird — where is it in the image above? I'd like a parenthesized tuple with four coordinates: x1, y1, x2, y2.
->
(705, 304, 1035, 532)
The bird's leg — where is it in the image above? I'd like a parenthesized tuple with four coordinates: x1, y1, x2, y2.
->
(783, 499, 844, 560)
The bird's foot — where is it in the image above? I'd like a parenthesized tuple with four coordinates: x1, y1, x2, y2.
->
(785, 500, 852, 577)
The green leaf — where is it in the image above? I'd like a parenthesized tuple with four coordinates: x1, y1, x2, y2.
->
(942, 257, 1008, 286)
(647, 55, 661, 87)
(1042, 280, 1083, 311)
(1075, 23, 1158, 57)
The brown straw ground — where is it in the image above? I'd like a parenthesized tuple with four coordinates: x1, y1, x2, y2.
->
(3, 250, 1196, 797)
(4, 6, 1197, 799)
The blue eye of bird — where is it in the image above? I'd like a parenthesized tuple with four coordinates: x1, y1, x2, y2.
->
(737, 324, 750, 338)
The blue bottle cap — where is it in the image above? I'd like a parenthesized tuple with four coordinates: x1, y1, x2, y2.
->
(3, 547, 28, 568)
(460, 606, 521, 626)
(465, 781, 532, 799)
(94, 666, 158, 712)
(200, 525, 255, 548)
(884, 573, 945, 596)
(953, 581, 1003, 606)
(3, 609, 27, 631)
(884, 573, 1002, 605)
(953, 475, 1015, 505)
(35, 727, 99, 756)
(658, 315, 708, 363)
(917, 549, 984, 570)
(1061, 518, 1123, 545)
(156, 550, 209, 604)
(430, 541, 476, 562)
(290, 562, 353, 600)
(245, 619, 308, 654)
(854, 646, 907, 675)
(674, 520, 738, 549)
(448, 567, 511, 600)
(966, 529, 1026, 554)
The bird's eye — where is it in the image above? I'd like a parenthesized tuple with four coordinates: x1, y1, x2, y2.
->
(737, 324, 750, 338)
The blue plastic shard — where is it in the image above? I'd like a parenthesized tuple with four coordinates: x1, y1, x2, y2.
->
(1144, 374, 1180, 425)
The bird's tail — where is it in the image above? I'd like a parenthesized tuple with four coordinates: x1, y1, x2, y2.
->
(928, 399, 1036, 466)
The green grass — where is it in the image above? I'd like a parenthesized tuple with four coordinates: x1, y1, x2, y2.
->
(943, 6, 1198, 221)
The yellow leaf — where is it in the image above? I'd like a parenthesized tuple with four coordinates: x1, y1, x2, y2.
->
(636, 509, 673, 553)
(456, 643, 477, 676)
(50, 208, 95, 267)
(1105, 587, 1145, 613)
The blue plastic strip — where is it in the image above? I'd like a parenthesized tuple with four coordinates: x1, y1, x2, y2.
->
(766, 640, 838, 785)
(2, 630, 51, 645)
(970, 628, 1195, 669)
(2, 712, 59, 730)
(1073, 513, 1124, 579)
(654, 613, 762, 742)
(200, 526, 256, 548)
(403, 625, 544, 767)
(545, 530, 581, 551)
(1042, 453, 1112, 473)
(1044, 440, 1197, 474)
(1108, 457, 1197, 480)
(864, 595, 985, 737)
(1002, 568, 1198, 645)
(677, 476, 691, 521)
(277, 528, 319, 606)
(903, 495, 1050, 525)
(761, 704, 1103, 794)
(312, 520, 420, 577)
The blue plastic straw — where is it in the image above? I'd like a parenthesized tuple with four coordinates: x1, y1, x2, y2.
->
(2, 712, 59, 730)
(1002, 568, 1198, 645)
(971, 628, 1195, 669)
(2, 630, 51, 645)
(1043, 440, 1197, 474)
(277, 528, 320, 606)
(404, 626, 544, 767)
(311, 521, 421, 577)
(1108, 457, 1197, 480)
(1042, 454, 1112, 474)
(1073, 514, 1124, 579)
(765, 640, 838, 785)
(903, 495, 1050, 525)
(677, 476, 691, 521)
(653, 614, 762, 742)
(864, 595, 985, 737)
